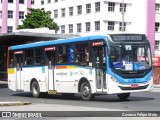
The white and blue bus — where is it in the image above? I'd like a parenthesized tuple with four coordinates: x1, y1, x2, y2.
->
(8, 34, 153, 100)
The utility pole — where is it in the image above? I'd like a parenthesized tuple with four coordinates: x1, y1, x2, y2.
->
(122, 0, 124, 32)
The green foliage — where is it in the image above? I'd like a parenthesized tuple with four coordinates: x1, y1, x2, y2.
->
(18, 8, 59, 31)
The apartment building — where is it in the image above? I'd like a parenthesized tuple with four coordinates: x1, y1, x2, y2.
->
(155, 0, 160, 56)
(0, 0, 159, 56)
(0, 0, 31, 33)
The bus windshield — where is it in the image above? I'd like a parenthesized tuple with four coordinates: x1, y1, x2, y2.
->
(109, 44, 152, 71)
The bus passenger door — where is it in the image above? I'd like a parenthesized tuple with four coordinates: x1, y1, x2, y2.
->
(45, 47, 56, 91)
(15, 52, 23, 90)
(91, 41, 107, 92)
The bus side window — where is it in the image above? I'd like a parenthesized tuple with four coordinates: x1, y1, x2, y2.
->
(35, 48, 44, 66)
(24, 49, 34, 66)
(9, 51, 14, 67)
(58, 46, 63, 63)
(75, 43, 89, 65)
(57, 45, 73, 64)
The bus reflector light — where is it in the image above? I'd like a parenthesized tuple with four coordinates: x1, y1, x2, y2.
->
(48, 90, 56, 94)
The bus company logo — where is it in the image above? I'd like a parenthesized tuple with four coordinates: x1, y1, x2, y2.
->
(78, 71, 84, 75)
(70, 71, 78, 76)
(2, 112, 11, 117)
(70, 71, 83, 76)
(132, 79, 136, 83)
(56, 72, 67, 76)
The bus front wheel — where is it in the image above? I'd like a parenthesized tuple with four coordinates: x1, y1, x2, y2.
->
(31, 81, 40, 98)
(117, 93, 130, 100)
(80, 82, 94, 101)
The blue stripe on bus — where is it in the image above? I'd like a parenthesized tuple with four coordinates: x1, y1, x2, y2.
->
(10, 35, 108, 50)
(108, 68, 152, 84)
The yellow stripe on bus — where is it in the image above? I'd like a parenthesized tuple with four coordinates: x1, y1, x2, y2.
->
(8, 68, 15, 74)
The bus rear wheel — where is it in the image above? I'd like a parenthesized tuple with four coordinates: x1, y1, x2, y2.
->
(117, 93, 130, 100)
(32, 81, 40, 98)
(80, 82, 94, 101)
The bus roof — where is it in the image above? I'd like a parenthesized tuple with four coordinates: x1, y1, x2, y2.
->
(10, 35, 107, 50)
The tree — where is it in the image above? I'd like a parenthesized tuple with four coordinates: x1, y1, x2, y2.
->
(18, 8, 59, 31)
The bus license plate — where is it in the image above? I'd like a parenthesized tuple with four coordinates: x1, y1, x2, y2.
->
(131, 84, 139, 88)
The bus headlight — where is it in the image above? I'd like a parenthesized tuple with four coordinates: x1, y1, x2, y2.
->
(110, 76, 119, 83)
(148, 76, 153, 82)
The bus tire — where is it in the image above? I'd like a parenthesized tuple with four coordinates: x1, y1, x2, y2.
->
(117, 93, 130, 100)
(31, 81, 40, 98)
(80, 82, 94, 101)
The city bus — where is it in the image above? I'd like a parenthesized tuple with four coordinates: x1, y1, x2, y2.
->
(7, 34, 153, 100)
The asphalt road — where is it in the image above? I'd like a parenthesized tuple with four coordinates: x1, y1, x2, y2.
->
(0, 87, 160, 111)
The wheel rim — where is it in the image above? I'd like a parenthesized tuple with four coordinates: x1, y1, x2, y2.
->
(33, 83, 39, 95)
(82, 85, 90, 97)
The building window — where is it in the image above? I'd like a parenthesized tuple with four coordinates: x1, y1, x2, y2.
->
(86, 4, 91, 14)
(108, 2, 115, 12)
(19, 11, 24, 19)
(55, 0, 58, 2)
(61, 8, 65, 17)
(108, 21, 115, 31)
(95, 21, 100, 31)
(48, 0, 51, 3)
(156, 4, 160, 13)
(54, 9, 58, 18)
(69, 7, 73, 16)
(61, 25, 65, 34)
(155, 22, 160, 32)
(69, 24, 73, 33)
(86, 22, 91, 32)
(155, 41, 160, 50)
(19, 0, 24, 4)
(0, 11, 2, 18)
(77, 5, 82, 15)
(95, 2, 100, 12)
(77, 23, 82, 33)
(41, 0, 44, 5)
(7, 26, 13, 33)
(8, 0, 13, 3)
(119, 22, 126, 31)
(120, 3, 126, 13)
(8, 11, 13, 18)
(31, 0, 34, 5)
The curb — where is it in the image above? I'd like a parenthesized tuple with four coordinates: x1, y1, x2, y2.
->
(0, 101, 31, 107)
(153, 85, 160, 88)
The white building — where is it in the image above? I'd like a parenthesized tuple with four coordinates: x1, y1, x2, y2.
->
(0, 0, 159, 56)
(31, 0, 156, 54)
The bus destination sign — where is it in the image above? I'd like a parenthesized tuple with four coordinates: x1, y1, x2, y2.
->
(45, 47, 55, 51)
(112, 35, 143, 41)
(14, 51, 23, 54)
(91, 41, 104, 46)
